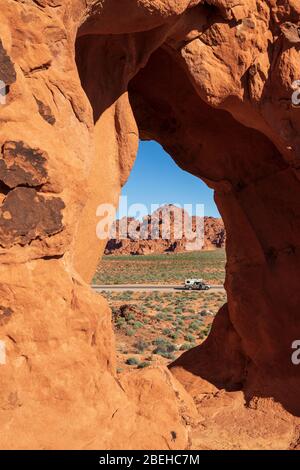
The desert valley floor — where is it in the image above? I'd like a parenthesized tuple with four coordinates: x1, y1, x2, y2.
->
(96, 250, 226, 370)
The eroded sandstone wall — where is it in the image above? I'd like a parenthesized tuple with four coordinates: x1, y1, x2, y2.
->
(0, 0, 300, 449)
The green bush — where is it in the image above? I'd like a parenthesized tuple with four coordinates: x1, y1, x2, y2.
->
(187, 308, 195, 314)
(175, 308, 183, 314)
(159, 352, 176, 360)
(180, 342, 196, 351)
(180, 343, 191, 351)
(134, 339, 148, 352)
(184, 333, 195, 342)
(168, 332, 179, 340)
(156, 313, 164, 320)
(126, 357, 139, 365)
(137, 361, 150, 369)
(189, 321, 202, 331)
(115, 318, 126, 329)
(125, 328, 135, 337)
(163, 307, 172, 313)
(162, 328, 171, 336)
(152, 338, 177, 356)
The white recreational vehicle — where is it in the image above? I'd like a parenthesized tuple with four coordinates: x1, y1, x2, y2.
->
(184, 278, 210, 290)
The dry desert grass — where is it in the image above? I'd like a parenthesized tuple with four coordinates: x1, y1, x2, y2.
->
(94, 249, 226, 285)
(101, 289, 227, 371)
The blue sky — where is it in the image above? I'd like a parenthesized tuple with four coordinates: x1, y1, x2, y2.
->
(118, 140, 220, 218)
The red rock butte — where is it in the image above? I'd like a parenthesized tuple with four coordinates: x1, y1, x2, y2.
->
(0, 0, 300, 450)
(105, 206, 226, 255)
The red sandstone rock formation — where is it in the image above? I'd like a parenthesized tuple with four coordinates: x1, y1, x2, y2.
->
(105, 205, 226, 255)
(0, 0, 300, 449)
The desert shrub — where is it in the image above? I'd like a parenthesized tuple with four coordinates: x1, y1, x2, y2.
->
(152, 337, 167, 347)
(114, 318, 126, 329)
(133, 321, 144, 329)
(134, 339, 148, 352)
(187, 308, 195, 314)
(126, 357, 139, 365)
(175, 308, 183, 315)
(173, 318, 183, 327)
(125, 328, 135, 337)
(137, 361, 150, 369)
(180, 343, 192, 351)
(202, 326, 212, 337)
(127, 312, 136, 321)
(119, 291, 133, 301)
(184, 333, 195, 342)
(189, 321, 202, 331)
(160, 352, 176, 360)
(162, 328, 171, 336)
(111, 306, 119, 316)
(156, 313, 164, 320)
(152, 338, 177, 356)
(168, 332, 179, 340)
(180, 342, 197, 351)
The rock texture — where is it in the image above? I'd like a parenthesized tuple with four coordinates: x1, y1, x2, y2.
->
(0, 0, 300, 450)
(105, 205, 225, 255)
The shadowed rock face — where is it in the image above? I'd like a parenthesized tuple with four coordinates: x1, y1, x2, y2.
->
(0, 141, 48, 188)
(0, 0, 300, 450)
(0, 39, 16, 86)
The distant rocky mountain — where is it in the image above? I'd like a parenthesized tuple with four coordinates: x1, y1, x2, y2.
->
(105, 205, 226, 255)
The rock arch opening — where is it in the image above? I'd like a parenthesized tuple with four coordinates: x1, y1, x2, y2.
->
(95, 139, 227, 372)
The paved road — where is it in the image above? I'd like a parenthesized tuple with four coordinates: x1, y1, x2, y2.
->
(92, 284, 225, 293)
